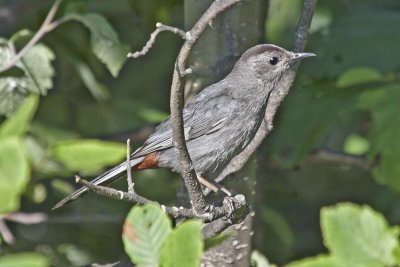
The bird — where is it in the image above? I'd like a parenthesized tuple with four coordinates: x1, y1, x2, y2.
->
(52, 44, 315, 210)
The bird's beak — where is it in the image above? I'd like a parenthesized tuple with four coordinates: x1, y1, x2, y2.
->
(291, 52, 316, 62)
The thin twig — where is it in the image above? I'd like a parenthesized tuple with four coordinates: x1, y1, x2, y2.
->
(75, 175, 150, 205)
(75, 175, 239, 222)
(0, 0, 63, 73)
(0, 218, 14, 245)
(127, 23, 187, 58)
(308, 149, 370, 170)
(170, 0, 242, 215)
(75, 176, 192, 219)
(4, 212, 48, 224)
(0, 212, 47, 245)
(126, 139, 134, 193)
(216, 0, 318, 182)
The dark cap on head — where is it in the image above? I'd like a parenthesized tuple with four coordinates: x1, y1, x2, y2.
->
(240, 44, 287, 61)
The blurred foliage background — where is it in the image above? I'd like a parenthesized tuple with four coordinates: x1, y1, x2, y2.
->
(0, 0, 400, 266)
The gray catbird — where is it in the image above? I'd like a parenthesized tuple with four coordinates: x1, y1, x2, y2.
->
(53, 44, 314, 210)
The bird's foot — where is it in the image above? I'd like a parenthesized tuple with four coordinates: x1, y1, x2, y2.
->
(223, 194, 248, 220)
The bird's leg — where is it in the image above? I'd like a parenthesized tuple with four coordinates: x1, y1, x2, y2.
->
(196, 176, 232, 197)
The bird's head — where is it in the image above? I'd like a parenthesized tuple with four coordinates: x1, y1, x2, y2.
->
(234, 44, 315, 81)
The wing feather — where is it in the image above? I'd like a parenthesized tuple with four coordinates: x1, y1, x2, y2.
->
(133, 83, 237, 157)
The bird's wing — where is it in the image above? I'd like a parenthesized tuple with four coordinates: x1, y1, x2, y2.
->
(133, 84, 236, 157)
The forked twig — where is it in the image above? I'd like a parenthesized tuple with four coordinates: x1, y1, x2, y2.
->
(127, 23, 187, 59)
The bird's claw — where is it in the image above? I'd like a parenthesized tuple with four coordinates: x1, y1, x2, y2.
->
(223, 194, 247, 220)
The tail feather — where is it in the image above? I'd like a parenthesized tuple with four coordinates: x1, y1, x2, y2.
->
(52, 157, 144, 210)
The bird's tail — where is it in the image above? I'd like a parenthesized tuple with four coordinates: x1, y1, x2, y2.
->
(52, 157, 144, 210)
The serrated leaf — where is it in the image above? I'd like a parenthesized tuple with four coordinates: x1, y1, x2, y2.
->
(0, 252, 49, 267)
(285, 255, 340, 267)
(49, 139, 125, 173)
(20, 44, 55, 94)
(321, 203, 399, 267)
(357, 84, 400, 190)
(123, 204, 172, 267)
(0, 43, 54, 115)
(65, 13, 129, 77)
(336, 67, 382, 88)
(160, 220, 203, 267)
(0, 137, 30, 214)
(0, 94, 38, 138)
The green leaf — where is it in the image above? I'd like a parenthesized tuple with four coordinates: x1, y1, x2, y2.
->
(49, 139, 125, 173)
(0, 43, 54, 115)
(0, 94, 38, 138)
(30, 123, 79, 146)
(343, 134, 370, 156)
(74, 60, 110, 101)
(0, 252, 49, 267)
(357, 84, 400, 190)
(20, 45, 55, 94)
(123, 204, 172, 267)
(321, 203, 399, 267)
(64, 13, 129, 77)
(336, 67, 382, 88)
(0, 137, 30, 214)
(9, 29, 32, 43)
(160, 220, 203, 267)
(25, 136, 68, 177)
(251, 250, 277, 267)
(285, 255, 340, 267)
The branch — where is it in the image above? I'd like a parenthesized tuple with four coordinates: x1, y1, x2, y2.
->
(126, 0, 246, 226)
(216, 0, 318, 182)
(127, 23, 187, 59)
(75, 175, 193, 219)
(0, 218, 14, 245)
(126, 139, 134, 194)
(75, 175, 242, 223)
(4, 212, 48, 224)
(170, 0, 242, 215)
(0, 212, 47, 245)
(308, 149, 370, 170)
(0, 0, 63, 73)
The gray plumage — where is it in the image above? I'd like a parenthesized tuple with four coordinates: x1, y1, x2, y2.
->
(53, 44, 315, 210)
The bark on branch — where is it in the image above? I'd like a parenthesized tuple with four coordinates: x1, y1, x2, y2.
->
(169, 0, 242, 215)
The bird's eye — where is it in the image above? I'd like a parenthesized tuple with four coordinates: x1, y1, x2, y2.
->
(269, 57, 279, 65)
